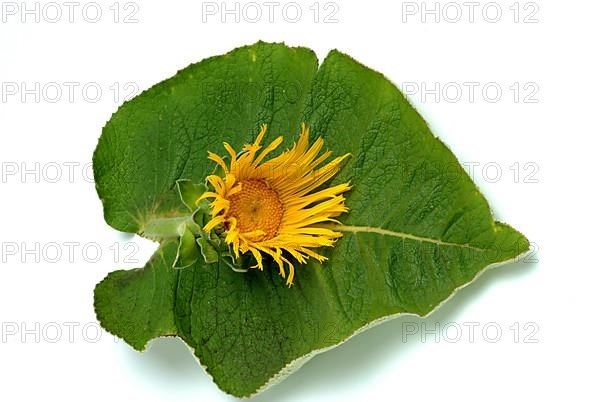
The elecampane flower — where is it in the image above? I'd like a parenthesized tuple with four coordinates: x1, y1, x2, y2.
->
(199, 124, 351, 285)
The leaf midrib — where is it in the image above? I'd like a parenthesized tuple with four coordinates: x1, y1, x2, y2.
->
(332, 224, 487, 251)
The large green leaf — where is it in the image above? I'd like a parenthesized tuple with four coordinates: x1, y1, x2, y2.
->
(93, 42, 529, 397)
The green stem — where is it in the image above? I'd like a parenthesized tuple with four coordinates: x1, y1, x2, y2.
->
(141, 216, 191, 239)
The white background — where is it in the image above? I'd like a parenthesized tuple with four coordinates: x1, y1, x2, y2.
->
(0, 0, 598, 400)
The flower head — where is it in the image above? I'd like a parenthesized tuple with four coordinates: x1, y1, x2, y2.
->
(199, 124, 351, 285)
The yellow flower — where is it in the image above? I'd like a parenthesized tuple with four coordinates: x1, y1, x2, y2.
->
(199, 124, 351, 285)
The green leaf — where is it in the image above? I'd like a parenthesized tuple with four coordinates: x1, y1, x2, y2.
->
(94, 242, 179, 350)
(93, 42, 529, 397)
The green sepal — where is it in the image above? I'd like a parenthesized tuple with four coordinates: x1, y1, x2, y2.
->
(173, 225, 200, 269)
(176, 179, 207, 212)
(192, 206, 210, 228)
(222, 251, 250, 273)
(196, 237, 219, 264)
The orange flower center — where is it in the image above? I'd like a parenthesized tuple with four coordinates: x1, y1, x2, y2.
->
(226, 179, 284, 241)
